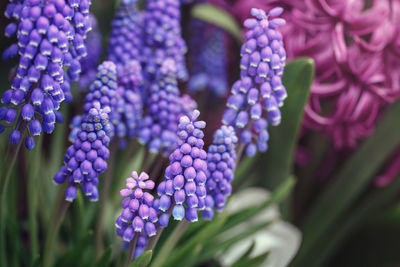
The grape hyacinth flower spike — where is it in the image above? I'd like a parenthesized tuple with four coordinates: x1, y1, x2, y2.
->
(69, 61, 118, 142)
(53, 102, 112, 202)
(116, 171, 158, 255)
(202, 125, 237, 220)
(1, 0, 92, 150)
(142, 0, 188, 82)
(155, 109, 208, 226)
(138, 59, 182, 154)
(79, 13, 102, 89)
(222, 7, 287, 157)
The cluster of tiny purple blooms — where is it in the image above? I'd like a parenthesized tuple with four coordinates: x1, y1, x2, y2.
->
(0, 0, 287, 261)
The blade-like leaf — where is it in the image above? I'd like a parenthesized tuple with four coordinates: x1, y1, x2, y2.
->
(221, 176, 295, 233)
(232, 251, 270, 267)
(196, 221, 272, 264)
(57, 231, 94, 267)
(128, 250, 152, 267)
(191, 4, 242, 42)
(261, 58, 314, 189)
(96, 246, 112, 267)
(293, 100, 400, 266)
(163, 214, 228, 267)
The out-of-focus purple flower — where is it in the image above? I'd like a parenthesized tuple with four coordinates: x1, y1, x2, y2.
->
(142, 0, 188, 82)
(53, 102, 112, 202)
(111, 60, 144, 148)
(375, 151, 400, 188)
(222, 8, 287, 157)
(115, 171, 158, 243)
(202, 125, 237, 220)
(178, 94, 198, 118)
(1, 0, 92, 150)
(107, 0, 143, 72)
(138, 59, 182, 154)
(69, 61, 118, 142)
(79, 14, 102, 89)
(188, 21, 228, 97)
(154, 109, 208, 226)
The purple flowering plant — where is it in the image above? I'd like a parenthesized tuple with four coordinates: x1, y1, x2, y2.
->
(2, 0, 400, 267)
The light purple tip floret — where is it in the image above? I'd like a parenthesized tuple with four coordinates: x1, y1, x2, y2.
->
(202, 125, 237, 220)
(222, 7, 287, 157)
(154, 109, 208, 226)
(116, 171, 158, 244)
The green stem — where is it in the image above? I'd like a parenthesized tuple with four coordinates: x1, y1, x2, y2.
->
(125, 234, 139, 267)
(151, 220, 189, 267)
(28, 136, 43, 263)
(43, 189, 71, 267)
(0, 139, 23, 267)
(95, 141, 118, 259)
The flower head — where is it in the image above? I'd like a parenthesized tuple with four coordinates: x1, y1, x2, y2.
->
(115, 171, 158, 242)
(138, 59, 182, 154)
(222, 7, 287, 157)
(53, 102, 112, 202)
(69, 61, 118, 142)
(111, 60, 144, 148)
(154, 109, 208, 226)
(79, 14, 102, 89)
(107, 0, 143, 72)
(142, 0, 188, 82)
(188, 22, 228, 97)
(0, 0, 92, 149)
(202, 125, 237, 219)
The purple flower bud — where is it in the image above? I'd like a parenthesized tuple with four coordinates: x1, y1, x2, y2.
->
(9, 130, 21, 144)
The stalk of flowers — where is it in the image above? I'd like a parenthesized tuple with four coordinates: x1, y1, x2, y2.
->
(188, 19, 228, 97)
(142, 0, 188, 83)
(0, 0, 92, 150)
(107, 0, 143, 73)
(78, 13, 102, 89)
(138, 59, 183, 155)
(202, 125, 237, 219)
(222, 7, 287, 157)
(55, 61, 116, 202)
(154, 109, 208, 226)
(106, 0, 145, 147)
(115, 171, 158, 259)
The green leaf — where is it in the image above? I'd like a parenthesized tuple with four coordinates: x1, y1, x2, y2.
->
(128, 250, 152, 267)
(191, 4, 242, 43)
(95, 246, 112, 267)
(261, 58, 314, 189)
(232, 251, 270, 267)
(163, 214, 228, 267)
(57, 231, 94, 267)
(196, 221, 272, 264)
(220, 176, 295, 233)
(292, 100, 400, 266)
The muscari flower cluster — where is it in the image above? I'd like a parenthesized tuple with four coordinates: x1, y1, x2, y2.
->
(79, 13, 102, 89)
(188, 21, 228, 97)
(222, 7, 287, 157)
(115, 172, 158, 249)
(202, 125, 237, 220)
(1, 0, 92, 150)
(154, 110, 208, 226)
(142, 0, 188, 82)
(111, 60, 144, 148)
(69, 61, 118, 142)
(53, 102, 111, 202)
(107, 0, 143, 72)
(138, 59, 182, 154)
